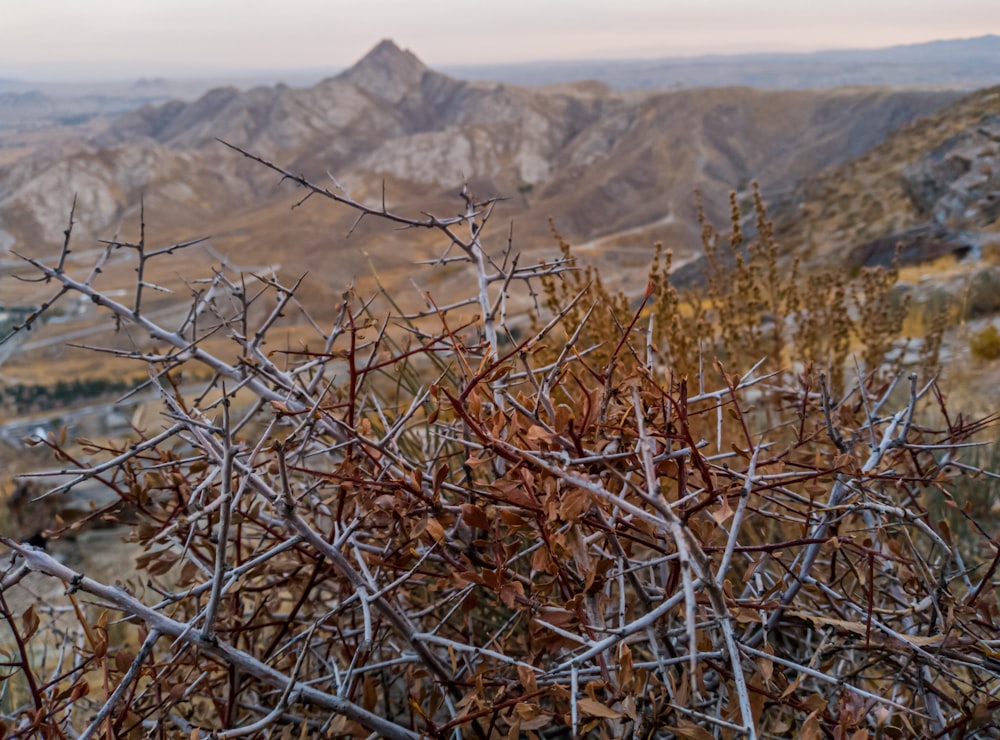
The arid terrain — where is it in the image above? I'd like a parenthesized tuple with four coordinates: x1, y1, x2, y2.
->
(0, 42, 969, 308)
(0, 38, 997, 435)
(2, 39, 999, 415)
(3, 34, 1000, 738)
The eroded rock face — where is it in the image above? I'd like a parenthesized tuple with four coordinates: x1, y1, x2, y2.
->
(902, 114, 1000, 226)
(765, 87, 1000, 272)
(849, 225, 976, 268)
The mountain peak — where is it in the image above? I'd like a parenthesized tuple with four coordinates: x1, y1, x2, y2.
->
(363, 39, 424, 65)
(338, 39, 428, 102)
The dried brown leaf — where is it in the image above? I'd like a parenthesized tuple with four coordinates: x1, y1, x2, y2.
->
(425, 517, 446, 543)
(460, 503, 490, 530)
(21, 606, 39, 641)
(665, 721, 715, 740)
(801, 711, 822, 740)
(712, 493, 734, 525)
(115, 649, 135, 674)
(577, 697, 622, 719)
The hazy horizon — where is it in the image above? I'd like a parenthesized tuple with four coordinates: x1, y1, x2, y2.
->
(2, 0, 998, 82)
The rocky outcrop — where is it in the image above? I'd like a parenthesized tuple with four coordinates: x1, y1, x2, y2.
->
(849, 225, 976, 268)
(901, 113, 1000, 226)
(771, 87, 1000, 269)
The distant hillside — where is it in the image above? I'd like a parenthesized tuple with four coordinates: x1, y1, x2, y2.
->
(0, 40, 964, 318)
(767, 86, 1000, 268)
(445, 35, 1000, 91)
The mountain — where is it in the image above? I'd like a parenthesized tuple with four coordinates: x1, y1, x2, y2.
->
(767, 86, 1000, 269)
(0, 89, 142, 132)
(444, 35, 1000, 91)
(0, 40, 966, 319)
(336, 39, 429, 102)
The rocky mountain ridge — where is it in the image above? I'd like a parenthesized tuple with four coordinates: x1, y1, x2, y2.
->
(769, 86, 1000, 268)
(0, 40, 970, 313)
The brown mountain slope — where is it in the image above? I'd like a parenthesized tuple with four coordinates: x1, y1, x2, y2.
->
(770, 86, 1000, 267)
(0, 41, 964, 316)
(532, 85, 960, 245)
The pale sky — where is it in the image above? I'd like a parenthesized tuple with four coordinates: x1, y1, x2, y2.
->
(2, 0, 998, 80)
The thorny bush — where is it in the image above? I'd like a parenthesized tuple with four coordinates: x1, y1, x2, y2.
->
(1, 148, 998, 739)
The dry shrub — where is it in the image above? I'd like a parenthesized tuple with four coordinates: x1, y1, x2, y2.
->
(539, 184, 923, 394)
(1, 154, 998, 739)
(971, 324, 1000, 361)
